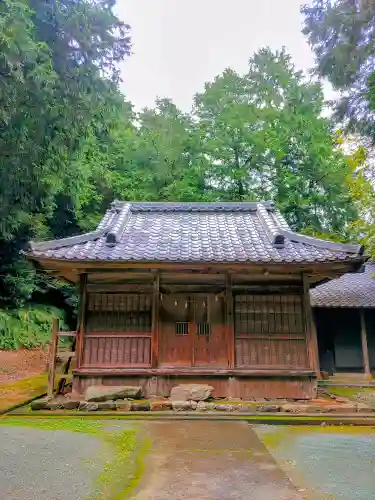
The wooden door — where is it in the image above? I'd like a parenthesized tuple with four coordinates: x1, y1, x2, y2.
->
(193, 295, 228, 367)
(159, 294, 228, 368)
(159, 294, 192, 366)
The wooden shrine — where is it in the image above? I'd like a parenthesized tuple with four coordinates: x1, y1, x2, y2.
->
(28, 201, 365, 399)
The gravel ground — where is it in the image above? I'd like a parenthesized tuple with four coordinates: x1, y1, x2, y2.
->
(0, 426, 105, 500)
(0, 349, 48, 384)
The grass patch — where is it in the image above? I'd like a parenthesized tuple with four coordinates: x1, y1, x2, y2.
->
(256, 424, 375, 450)
(91, 427, 150, 500)
(0, 373, 48, 412)
(0, 416, 104, 434)
(327, 386, 375, 400)
(0, 417, 147, 500)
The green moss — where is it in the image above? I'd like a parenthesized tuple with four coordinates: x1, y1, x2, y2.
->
(0, 417, 147, 499)
(90, 427, 150, 500)
(0, 374, 48, 412)
(0, 417, 104, 434)
(327, 387, 375, 400)
(258, 424, 375, 450)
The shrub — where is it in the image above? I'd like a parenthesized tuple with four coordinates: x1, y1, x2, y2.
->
(0, 305, 67, 350)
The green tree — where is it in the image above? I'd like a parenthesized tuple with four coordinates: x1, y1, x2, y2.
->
(302, 0, 375, 138)
(194, 48, 357, 235)
(0, 0, 131, 307)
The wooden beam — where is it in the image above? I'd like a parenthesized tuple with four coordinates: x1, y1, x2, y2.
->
(151, 271, 160, 368)
(302, 273, 321, 378)
(73, 367, 315, 377)
(75, 273, 88, 368)
(360, 309, 372, 380)
(226, 273, 235, 369)
(47, 318, 59, 398)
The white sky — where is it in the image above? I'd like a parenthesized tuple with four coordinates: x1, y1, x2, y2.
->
(115, 0, 329, 112)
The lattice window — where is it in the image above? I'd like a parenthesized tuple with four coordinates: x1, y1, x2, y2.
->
(197, 323, 211, 336)
(235, 295, 304, 335)
(234, 294, 308, 368)
(175, 322, 189, 335)
(86, 293, 152, 332)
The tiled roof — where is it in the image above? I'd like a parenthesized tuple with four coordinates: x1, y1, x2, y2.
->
(28, 201, 364, 264)
(310, 263, 375, 308)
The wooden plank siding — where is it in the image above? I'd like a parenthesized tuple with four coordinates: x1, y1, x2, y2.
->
(81, 292, 152, 368)
(234, 294, 309, 369)
(79, 281, 310, 375)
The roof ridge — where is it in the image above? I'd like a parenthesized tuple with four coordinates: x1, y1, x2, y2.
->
(256, 203, 285, 247)
(280, 229, 364, 255)
(106, 203, 131, 245)
(29, 226, 111, 252)
(128, 201, 276, 212)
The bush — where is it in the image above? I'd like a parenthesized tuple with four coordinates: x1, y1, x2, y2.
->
(0, 305, 67, 350)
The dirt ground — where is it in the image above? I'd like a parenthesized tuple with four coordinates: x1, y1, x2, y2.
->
(0, 349, 48, 385)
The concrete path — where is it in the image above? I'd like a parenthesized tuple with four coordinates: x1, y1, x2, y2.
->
(131, 421, 303, 500)
(0, 426, 103, 500)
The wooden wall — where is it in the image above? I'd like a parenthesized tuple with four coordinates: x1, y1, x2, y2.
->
(82, 293, 152, 367)
(73, 374, 316, 399)
(234, 294, 308, 369)
(79, 273, 310, 374)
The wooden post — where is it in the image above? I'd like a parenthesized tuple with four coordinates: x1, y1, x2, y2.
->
(360, 309, 372, 380)
(226, 273, 235, 369)
(151, 271, 160, 368)
(75, 273, 87, 368)
(47, 318, 59, 398)
(302, 274, 321, 378)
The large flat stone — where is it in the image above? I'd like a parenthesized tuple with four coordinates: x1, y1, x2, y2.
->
(85, 385, 142, 402)
(31, 397, 52, 411)
(170, 384, 214, 402)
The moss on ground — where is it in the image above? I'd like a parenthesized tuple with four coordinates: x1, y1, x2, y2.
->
(0, 417, 147, 499)
(0, 374, 48, 412)
(327, 386, 375, 400)
(257, 423, 375, 450)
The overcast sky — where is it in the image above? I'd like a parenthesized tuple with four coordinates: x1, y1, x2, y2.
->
(115, 0, 324, 111)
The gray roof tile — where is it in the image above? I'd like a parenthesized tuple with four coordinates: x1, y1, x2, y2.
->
(311, 263, 375, 308)
(28, 201, 364, 264)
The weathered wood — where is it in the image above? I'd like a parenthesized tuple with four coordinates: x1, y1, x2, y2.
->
(226, 274, 235, 368)
(151, 271, 160, 367)
(47, 318, 59, 397)
(87, 284, 153, 293)
(76, 273, 88, 368)
(56, 331, 76, 338)
(302, 274, 320, 377)
(360, 309, 372, 379)
(73, 373, 316, 399)
(85, 332, 152, 338)
(35, 257, 363, 276)
(73, 367, 315, 376)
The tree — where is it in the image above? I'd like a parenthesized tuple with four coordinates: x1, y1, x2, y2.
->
(194, 48, 357, 235)
(0, 0, 131, 307)
(302, 0, 375, 138)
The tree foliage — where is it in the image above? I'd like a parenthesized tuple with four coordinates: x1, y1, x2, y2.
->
(302, 0, 375, 254)
(194, 49, 357, 234)
(0, 0, 131, 309)
(0, 1, 362, 329)
(302, 0, 375, 138)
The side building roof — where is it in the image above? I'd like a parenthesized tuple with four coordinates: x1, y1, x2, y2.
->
(311, 262, 375, 308)
(28, 201, 364, 265)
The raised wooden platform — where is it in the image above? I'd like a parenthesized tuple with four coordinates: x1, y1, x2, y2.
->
(72, 369, 317, 400)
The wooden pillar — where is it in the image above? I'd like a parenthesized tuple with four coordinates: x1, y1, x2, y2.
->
(151, 271, 160, 368)
(75, 273, 87, 368)
(360, 309, 372, 380)
(302, 274, 321, 378)
(226, 273, 235, 369)
(47, 318, 59, 398)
